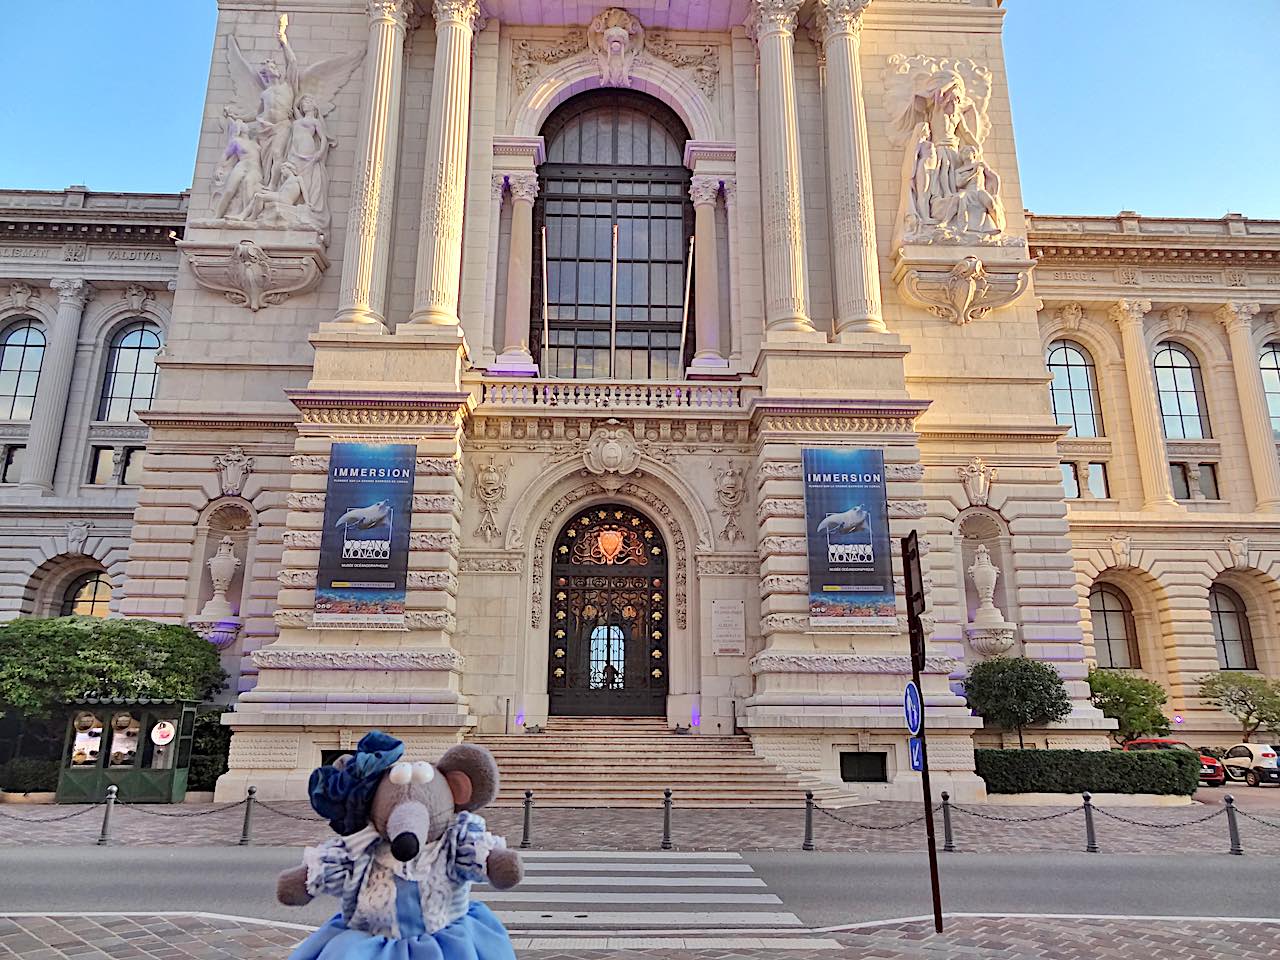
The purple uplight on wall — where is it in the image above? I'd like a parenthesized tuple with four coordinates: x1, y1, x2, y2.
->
(1173, 714, 1184, 725)
(691, 705, 701, 728)
(516, 709, 526, 727)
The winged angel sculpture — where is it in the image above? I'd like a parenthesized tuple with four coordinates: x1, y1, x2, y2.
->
(195, 16, 364, 242)
(885, 56, 1012, 247)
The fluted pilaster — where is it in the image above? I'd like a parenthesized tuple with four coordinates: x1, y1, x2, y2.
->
(1217, 301, 1280, 512)
(689, 175, 728, 370)
(494, 173, 539, 374)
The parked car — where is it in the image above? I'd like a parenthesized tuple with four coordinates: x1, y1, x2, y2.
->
(1123, 738, 1226, 787)
(1222, 743, 1280, 787)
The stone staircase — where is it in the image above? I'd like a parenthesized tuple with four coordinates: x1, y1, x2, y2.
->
(469, 716, 869, 808)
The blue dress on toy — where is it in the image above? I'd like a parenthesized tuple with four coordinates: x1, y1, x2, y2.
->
(288, 811, 516, 960)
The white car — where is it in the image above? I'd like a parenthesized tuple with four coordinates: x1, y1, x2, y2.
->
(1222, 743, 1280, 787)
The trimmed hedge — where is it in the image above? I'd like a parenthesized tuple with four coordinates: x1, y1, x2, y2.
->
(975, 748, 1200, 796)
(0, 757, 59, 793)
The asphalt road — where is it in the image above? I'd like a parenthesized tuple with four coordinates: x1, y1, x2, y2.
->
(0, 847, 1275, 929)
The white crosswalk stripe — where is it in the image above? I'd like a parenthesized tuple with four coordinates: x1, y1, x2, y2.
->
(475, 851, 805, 932)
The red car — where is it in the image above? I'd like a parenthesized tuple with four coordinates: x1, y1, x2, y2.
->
(1124, 738, 1226, 786)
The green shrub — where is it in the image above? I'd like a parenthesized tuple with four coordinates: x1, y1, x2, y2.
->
(975, 748, 1200, 795)
(0, 757, 59, 793)
(1088, 669, 1171, 745)
(963, 657, 1072, 748)
(187, 709, 232, 791)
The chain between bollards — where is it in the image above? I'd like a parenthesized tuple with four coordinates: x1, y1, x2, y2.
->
(96, 785, 117, 846)
(1225, 794, 1243, 856)
(520, 790, 533, 849)
(803, 791, 815, 851)
(661, 787, 673, 850)
(1082, 792, 1098, 853)
(940, 791, 955, 853)
(239, 786, 257, 846)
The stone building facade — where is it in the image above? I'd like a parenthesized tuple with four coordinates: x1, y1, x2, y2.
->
(2, 0, 1277, 801)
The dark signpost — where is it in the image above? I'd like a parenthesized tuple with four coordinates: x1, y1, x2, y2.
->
(901, 530, 944, 933)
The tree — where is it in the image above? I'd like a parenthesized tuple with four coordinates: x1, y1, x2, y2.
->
(963, 656, 1072, 748)
(1088, 669, 1171, 745)
(1198, 672, 1280, 742)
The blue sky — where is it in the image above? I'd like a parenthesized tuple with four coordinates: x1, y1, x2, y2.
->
(1, 1, 1276, 219)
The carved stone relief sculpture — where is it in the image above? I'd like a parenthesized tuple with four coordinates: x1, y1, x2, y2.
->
(471, 458, 509, 543)
(214, 445, 254, 497)
(66, 520, 92, 555)
(1109, 535, 1132, 570)
(180, 237, 329, 311)
(512, 32, 588, 94)
(582, 422, 642, 486)
(965, 544, 1015, 657)
(957, 457, 997, 507)
(199, 536, 242, 621)
(1225, 535, 1249, 570)
(588, 8, 645, 87)
(712, 461, 747, 543)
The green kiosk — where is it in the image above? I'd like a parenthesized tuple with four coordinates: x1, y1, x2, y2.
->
(56, 698, 198, 803)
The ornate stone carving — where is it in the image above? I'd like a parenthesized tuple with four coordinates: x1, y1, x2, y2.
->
(698, 557, 757, 576)
(589, 8, 644, 87)
(1109, 534, 1132, 570)
(179, 237, 329, 311)
(1117, 266, 1139, 286)
(199, 536, 241, 619)
(511, 31, 588, 94)
(751, 652, 959, 675)
(759, 536, 808, 555)
(1216, 300, 1261, 330)
(252, 647, 464, 671)
(965, 546, 1016, 657)
(746, 0, 804, 38)
(66, 520, 92, 555)
(277, 569, 315, 589)
(1164, 303, 1190, 333)
(415, 495, 458, 515)
(283, 530, 321, 549)
(689, 175, 721, 208)
(506, 173, 538, 205)
(195, 15, 364, 238)
(410, 532, 460, 553)
(290, 454, 328, 473)
(51, 277, 94, 308)
(761, 574, 808, 593)
(1226, 268, 1247, 288)
(957, 457, 997, 506)
(433, 0, 483, 30)
(471, 458, 509, 543)
(645, 32, 719, 99)
(712, 461, 747, 543)
(886, 55, 1015, 246)
(1225, 535, 1249, 571)
(758, 461, 802, 481)
(287, 492, 324, 511)
(1109, 298, 1152, 328)
(189, 618, 242, 651)
(886, 463, 926, 482)
(889, 500, 928, 519)
(7, 282, 37, 310)
(893, 254, 1032, 325)
(417, 456, 463, 478)
(123, 283, 153, 313)
(582, 423, 642, 478)
(406, 610, 458, 632)
(459, 554, 523, 574)
(213, 445, 254, 497)
(408, 570, 459, 592)
(1057, 302, 1085, 330)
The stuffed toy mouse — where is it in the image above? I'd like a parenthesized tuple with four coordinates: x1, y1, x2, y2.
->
(276, 731, 523, 960)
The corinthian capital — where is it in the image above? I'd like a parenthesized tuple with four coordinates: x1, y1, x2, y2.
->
(50, 277, 95, 309)
(367, 0, 414, 28)
(1215, 301, 1261, 331)
(1107, 298, 1152, 328)
(818, 0, 873, 39)
(690, 175, 721, 207)
(507, 173, 539, 204)
(432, 0, 483, 30)
(746, 0, 805, 42)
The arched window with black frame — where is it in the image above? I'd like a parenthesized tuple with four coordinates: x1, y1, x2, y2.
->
(1153, 341, 1211, 439)
(1210, 583, 1257, 670)
(0, 318, 45, 420)
(1259, 342, 1280, 436)
(98, 320, 162, 422)
(1088, 582, 1141, 669)
(61, 571, 112, 618)
(533, 90, 694, 380)
(1047, 339, 1103, 437)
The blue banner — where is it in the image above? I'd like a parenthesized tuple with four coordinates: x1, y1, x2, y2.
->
(802, 448, 895, 627)
(314, 442, 415, 627)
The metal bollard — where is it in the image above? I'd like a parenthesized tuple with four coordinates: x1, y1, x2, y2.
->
(803, 791, 815, 851)
(1225, 794, 1243, 856)
(520, 790, 533, 850)
(941, 791, 955, 853)
(661, 787, 673, 850)
(239, 786, 257, 846)
(97, 785, 118, 846)
(1082, 792, 1098, 853)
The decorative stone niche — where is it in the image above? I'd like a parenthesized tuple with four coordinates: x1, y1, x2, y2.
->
(186, 500, 255, 652)
(955, 511, 1019, 658)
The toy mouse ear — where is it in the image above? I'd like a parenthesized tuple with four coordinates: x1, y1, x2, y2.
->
(437, 744, 500, 812)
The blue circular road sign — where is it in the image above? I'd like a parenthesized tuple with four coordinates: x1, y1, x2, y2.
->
(903, 681, 923, 736)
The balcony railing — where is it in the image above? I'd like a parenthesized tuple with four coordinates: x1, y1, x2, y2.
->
(475, 377, 748, 412)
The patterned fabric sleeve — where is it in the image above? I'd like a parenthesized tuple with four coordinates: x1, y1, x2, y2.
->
(446, 812, 504, 885)
(303, 837, 358, 897)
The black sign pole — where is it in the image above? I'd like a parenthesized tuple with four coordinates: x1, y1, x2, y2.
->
(902, 531, 943, 934)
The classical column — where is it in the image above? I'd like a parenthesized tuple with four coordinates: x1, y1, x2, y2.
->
(817, 0, 884, 334)
(689, 174, 728, 370)
(409, 0, 483, 326)
(1217, 301, 1280, 512)
(493, 173, 539, 375)
(748, 0, 815, 335)
(722, 178, 743, 361)
(1108, 299, 1180, 511)
(334, 0, 414, 327)
(19, 279, 93, 493)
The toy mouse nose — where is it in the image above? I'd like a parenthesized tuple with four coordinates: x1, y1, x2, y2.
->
(390, 832, 419, 862)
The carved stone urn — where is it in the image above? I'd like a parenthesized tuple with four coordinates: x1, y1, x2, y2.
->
(965, 544, 1016, 657)
(199, 536, 241, 620)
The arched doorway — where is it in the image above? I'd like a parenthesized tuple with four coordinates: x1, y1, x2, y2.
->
(547, 504, 669, 716)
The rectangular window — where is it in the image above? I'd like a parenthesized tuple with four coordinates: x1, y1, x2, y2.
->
(0, 446, 23, 483)
(1086, 462, 1110, 499)
(1198, 463, 1220, 500)
(1169, 462, 1191, 500)
(121, 447, 145, 486)
(1060, 462, 1080, 499)
(839, 751, 888, 783)
(88, 447, 116, 485)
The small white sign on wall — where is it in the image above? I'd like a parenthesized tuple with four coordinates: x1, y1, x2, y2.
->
(711, 598, 746, 656)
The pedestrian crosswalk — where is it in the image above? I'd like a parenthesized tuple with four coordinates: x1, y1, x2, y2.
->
(474, 851, 805, 933)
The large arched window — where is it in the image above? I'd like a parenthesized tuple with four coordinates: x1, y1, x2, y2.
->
(1153, 342, 1210, 439)
(61, 571, 112, 618)
(1047, 340, 1103, 437)
(98, 321, 161, 421)
(534, 90, 693, 380)
(1260, 343, 1280, 436)
(1088, 583, 1140, 669)
(0, 319, 45, 420)
(1210, 584, 1257, 670)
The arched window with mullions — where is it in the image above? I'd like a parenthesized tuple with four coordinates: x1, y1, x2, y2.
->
(0, 319, 45, 420)
(533, 90, 694, 380)
(61, 571, 112, 618)
(1259, 343, 1280, 436)
(1047, 340, 1103, 437)
(1153, 341, 1211, 439)
(1210, 584, 1257, 670)
(1088, 583, 1141, 669)
(98, 321, 161, 422)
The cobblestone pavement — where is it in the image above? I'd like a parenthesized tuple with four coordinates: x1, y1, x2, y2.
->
(2, 914, 1276, 960)
(2, 798, 1278, 854)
